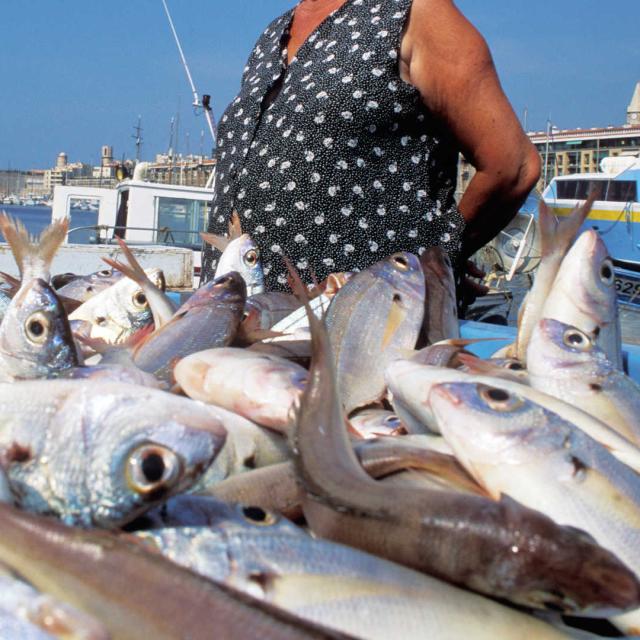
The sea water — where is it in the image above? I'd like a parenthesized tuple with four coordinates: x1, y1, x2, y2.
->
(0, 204, 98, 244)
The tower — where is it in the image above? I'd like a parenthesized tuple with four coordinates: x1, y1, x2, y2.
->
(627, 82, 640, 125)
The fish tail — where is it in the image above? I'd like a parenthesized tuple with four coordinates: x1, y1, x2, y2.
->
(200, 231, 229, 253)
(0, 213, 68, 281)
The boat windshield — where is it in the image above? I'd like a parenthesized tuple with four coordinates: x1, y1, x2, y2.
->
(556, 179, 637, 202)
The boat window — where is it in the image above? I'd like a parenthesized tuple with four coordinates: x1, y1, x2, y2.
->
(605, 181, 637, 203)
(556, 179, 636, 202)
(156, 197, 211, 248)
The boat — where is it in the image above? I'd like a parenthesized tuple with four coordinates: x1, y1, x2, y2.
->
(542, 153, 640, 306)
(50, 162, 214, 281)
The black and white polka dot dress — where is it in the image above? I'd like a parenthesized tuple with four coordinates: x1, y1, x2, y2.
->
(201, 0, 465, 290)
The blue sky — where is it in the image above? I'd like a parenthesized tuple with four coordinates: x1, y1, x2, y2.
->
(1, 1, 638, 170)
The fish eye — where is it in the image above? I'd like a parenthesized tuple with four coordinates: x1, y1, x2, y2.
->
(126, 444, 182, 496)
(563, 328, 592, 351)
(243, 248, 259, 267)
(478, 385, 524, 412)
(25, 312, 50, 344)
(98, 269, 112, 278)
(132, 291, 148, 309)
(599, 260, 614, 285)
(216, 275, 234, 286)
(390, 253, 410, 271)
(505, 360, 524, 371)
(241, 505, 277, 526)
(384, 415, 402, 428)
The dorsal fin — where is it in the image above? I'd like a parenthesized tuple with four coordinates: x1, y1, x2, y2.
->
(228, 210, 243, 240)
(200, 231, 229, 253)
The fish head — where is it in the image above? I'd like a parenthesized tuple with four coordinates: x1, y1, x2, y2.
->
(428, 382, 552, 474)
(216, 234, 264, 297)
(0, 278, 78, 378)
(377, 252, 425, 301)
(177, 271, 247, 315)
(83, 393, 227, 527)
(557, 230, 616, 323)
(529, 318, 610, 373)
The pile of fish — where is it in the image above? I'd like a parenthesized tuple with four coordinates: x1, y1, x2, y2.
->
(0, 201, 639, 640)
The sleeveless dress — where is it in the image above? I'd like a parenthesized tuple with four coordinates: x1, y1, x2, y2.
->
(201, 0, 466, 290)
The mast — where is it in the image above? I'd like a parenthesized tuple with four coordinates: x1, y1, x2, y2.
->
(160, 0, 217, 146)
(132, 116, 143, 163)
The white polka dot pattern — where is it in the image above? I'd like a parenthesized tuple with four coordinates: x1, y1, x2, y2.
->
(202, 0, 465, 290)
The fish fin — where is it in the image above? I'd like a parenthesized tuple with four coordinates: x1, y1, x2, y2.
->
(0, 214, 68, 281)
(58, 294, 83, 315)
(228, 210, 243, 240)
(381, 297, 407, 350)
(74, 334, 114, 355)
(456, 352, 517, 377)
(540, 192, 596, 258)
(432, 337, 503, 347)
(110, 238, 154, 288)
(0, 271, 20, 288)
(200, 231, 229, 253)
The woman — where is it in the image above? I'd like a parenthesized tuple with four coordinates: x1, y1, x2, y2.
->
(201, 0, 540, 291)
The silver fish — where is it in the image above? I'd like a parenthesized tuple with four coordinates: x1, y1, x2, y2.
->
(0, 564, 108, 639)
(0, 380, 226, 527)
(515, 196, 593, 362)
(325, 252, 424, 414)
(133, 272, 246, 383)
(385, 360, 640, 473)
(56, 267, 124, 304)
(0, 215, 78, 381)
(69, 269, 163, 344)
(102, 237, 177, 329)
(348, 409, 406, 438)
(135, 500, 571, 640)
(542, 228, 622, 368)
(175, 348, 307, 434)
(202, 212, 264, 296)
(429, 380, 640, 633)
(528, 319, 640, 446)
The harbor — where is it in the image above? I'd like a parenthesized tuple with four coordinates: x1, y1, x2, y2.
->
(1, 1, 640, 638)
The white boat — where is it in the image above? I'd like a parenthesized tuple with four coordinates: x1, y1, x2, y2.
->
(51, 162, 214, 279)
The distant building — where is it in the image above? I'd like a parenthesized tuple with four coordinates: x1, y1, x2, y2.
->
(456, 81, 640, 198)
(145, 155, 216, 188)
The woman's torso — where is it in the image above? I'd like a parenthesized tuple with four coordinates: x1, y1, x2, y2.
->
(202, 0, 464, 290)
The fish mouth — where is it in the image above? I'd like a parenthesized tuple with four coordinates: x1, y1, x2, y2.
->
(429, 384, 463, 407)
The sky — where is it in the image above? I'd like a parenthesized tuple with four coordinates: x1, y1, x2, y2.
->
(0, 0, 638, 170)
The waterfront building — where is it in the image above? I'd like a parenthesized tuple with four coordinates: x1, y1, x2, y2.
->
(456, 81, 640, 198)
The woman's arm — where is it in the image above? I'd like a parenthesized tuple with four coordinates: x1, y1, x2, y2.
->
(400, 0, 541, 258)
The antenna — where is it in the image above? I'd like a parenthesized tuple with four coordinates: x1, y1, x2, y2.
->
(161, 0, 217, 146)
(132, 115, 143, 162)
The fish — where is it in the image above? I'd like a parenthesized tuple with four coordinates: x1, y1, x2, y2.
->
(457, 353, 529, 384)
(56, 267, 125, 304)
(192, 410, 291, 491)
(324, 252, 425, 414)
(385, 359, 640, 473)
(515, 196, 594, 363)
(0, 215, 79, 381)
(133, 500, 572, 640)
(69, 268, 164, 344)
(428, 380, 640, 633)
(201, 211, 264, 296)
(0, 502, 349, 640)
(541, 228, 622, 369)
(418, 246, 459, 347)
(174, 347, 308, 434)
(238, 291, 302, 343)
(292, 278, 640, 615)
(0, 379, 227, 527)
(528, 319, 640, 446)
(59, 363, 163, 388)
(102, 237, 177, 329)
(0, 563, 109, 639)
(132, 272, 246, 383)
(348, 409, 406, 439)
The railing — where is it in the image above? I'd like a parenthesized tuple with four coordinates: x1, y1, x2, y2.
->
(66, 224, 204, 250)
